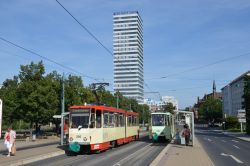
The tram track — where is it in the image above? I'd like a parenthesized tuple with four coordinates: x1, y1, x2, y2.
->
(25, 134, 168, 166)
(40, 141, 148, 166)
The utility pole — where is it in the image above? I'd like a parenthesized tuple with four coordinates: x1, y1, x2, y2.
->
(60, 73, 65, 145)
(116, 91, 119, 109)
(61, 73, 65, 114)
(143, 106, 145, 127)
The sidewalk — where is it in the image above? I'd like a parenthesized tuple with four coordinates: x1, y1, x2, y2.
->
(0, 136, 60, 153)
(0, 137, 65, 166)
(222, 131, 250, 142)
(150, 136, 214, 166)
(0, 144, 65, 166)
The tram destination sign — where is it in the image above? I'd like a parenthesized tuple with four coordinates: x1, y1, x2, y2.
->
(71, 108, 90, 113)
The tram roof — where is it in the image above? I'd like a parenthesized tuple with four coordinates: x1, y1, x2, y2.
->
(69, 105, 139, 116)
(151, 112, 172, 115)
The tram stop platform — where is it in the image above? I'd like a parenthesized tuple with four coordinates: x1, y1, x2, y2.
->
(0, 137, 64, 166)
(150, 136, 214, 166)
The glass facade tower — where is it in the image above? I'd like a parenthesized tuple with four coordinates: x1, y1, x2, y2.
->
(113, 11, 144, 102)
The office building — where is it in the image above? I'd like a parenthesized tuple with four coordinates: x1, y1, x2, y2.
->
(222, 70, 250, 117)
(113, 11, 144, 102)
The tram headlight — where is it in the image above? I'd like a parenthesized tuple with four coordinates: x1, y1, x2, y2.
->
(69, 137, 73, 142)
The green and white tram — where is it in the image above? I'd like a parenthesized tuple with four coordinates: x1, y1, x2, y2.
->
(149, 112, 175, 142)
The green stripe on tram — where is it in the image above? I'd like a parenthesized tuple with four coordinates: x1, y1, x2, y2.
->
(69, 142, 80, 152)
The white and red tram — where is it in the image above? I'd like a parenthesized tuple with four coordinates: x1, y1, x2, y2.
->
(68, 105, 139, 153)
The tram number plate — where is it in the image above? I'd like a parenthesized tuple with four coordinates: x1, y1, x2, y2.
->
(76, 135, 81, 139)
(81, 142, 90, 145)
(94, 144, 100, 149)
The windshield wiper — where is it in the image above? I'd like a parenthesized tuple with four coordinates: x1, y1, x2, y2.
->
(78, 125, 83, 130)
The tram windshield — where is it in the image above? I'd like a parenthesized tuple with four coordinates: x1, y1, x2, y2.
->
(152, 114, 166, 126)
(70, 108, 90, 128)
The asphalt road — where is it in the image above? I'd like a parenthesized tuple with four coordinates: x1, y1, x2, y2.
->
(196, 127, 250, 166)
(25, 133, 167, 166)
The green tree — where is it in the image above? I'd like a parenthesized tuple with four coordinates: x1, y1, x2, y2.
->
(243, 75, 250, 134)
(184, 107, 190, 112)
(100, 91, 116, 107)
(139, 104, 150, 124)
(64, 75, 85, 108)
(225, 116, 239, 129)
(198, 97, 222, 122)
(162, 102, 176, 114)
(17, 61, 59, 133)
(0, 76, 20, 126)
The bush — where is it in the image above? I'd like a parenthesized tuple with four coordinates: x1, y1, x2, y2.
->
(2, 120, 30, 130)
(226, 128, 241, 132)
(225, 116, 239, 129)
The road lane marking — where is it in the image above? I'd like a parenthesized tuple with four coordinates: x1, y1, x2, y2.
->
(221, 140, 226, 142)
(232, 140, 239, 143)
(207, 138, 212, 142)
(220, 153, 243, 164)
(203, 137, 212, 142)
(233, 145, 240, 149)
(112, 143, 153, 166)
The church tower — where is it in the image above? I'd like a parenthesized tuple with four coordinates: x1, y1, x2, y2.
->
(213, 80, 216, 98)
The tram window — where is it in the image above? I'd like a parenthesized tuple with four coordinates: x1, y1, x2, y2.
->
(71, 113, 89, 128)
(166, 116, 170, 126)
(152, 114, 165, 126)
(90, 111, 95, 128)
(109, 113, 115, 128)
(134, 117, 137, 126)
(96, 110, 102, 128)
(165, 116, 168, 126)
(119, 114, 124, 127)
(104, 112, 109, 128)
(117, 113, 120, 127)
(127, 116, 130, 126)
(114, 113, 119, 127)
(128, 116, 132, 126)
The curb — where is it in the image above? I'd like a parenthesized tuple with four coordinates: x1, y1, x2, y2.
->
(150, 136, 215, 166)
(150, 143, 171, 166)
(0, 141, 59, 153)
(8, 150, 65, 166)
(195, 137, 215, 166)
(222, 132, 250, 143)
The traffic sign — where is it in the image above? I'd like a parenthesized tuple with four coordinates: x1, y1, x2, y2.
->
(237, 109, 246, 123)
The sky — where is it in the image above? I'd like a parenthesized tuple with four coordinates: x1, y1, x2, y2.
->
(0, 0, 250, 108)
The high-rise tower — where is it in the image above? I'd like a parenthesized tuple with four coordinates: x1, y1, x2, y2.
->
(113, 11, 144, 102)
